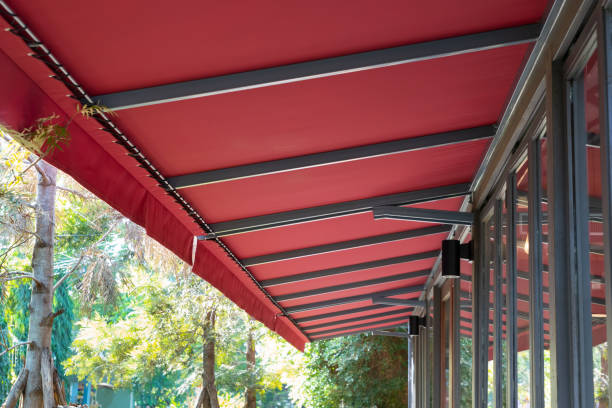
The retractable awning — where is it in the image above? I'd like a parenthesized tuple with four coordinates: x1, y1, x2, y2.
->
(0, 0, 549, 349)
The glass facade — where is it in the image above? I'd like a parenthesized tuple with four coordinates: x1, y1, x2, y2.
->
(409, 4, 612, 407)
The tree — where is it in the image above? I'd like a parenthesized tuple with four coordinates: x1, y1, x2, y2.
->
(1, 106, 117, 408)
(293, 334, 408, 408)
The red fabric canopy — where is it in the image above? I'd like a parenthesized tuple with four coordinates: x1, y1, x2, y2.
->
(0, 0, 549, 349)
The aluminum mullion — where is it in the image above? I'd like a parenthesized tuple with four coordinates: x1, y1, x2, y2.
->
(452, 280, 461, 408)
(598, 7, 612, 406)
(528, 139, 545, 408)
(408, 335, 416, 408)
(493, 200, 504, 408)
(211, 183, 471, 236)
(433, 287, 442, 408)
(506, 175, 519, 408)
(474, 216, 489, 408)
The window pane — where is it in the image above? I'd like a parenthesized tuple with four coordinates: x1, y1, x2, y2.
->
(578, 50, 609, 405)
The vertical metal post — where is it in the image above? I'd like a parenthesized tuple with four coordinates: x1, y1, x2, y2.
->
(416, 331, 421, 408)
(433, 286, 442, 408)
(426, 298, 432, 407)
(408, 334, 416, 408)
(452, 280, 461, 408)
(471, 213, 487, 408)
(597, 5, 612, 404)
(528, 138, 545, 408)
(546, 58, 594, 408)
(493, 200, 504, 408)
(506, 175, 519, 408)
(421, 325, 426, 408)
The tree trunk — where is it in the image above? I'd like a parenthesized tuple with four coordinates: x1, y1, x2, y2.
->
(3, 368, 28, 408)
(244, 326, 256, 408)
(202, 310, 219, 408)
(22, 161, 58, 408)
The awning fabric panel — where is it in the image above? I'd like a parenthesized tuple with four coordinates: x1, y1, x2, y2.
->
(0, 0, 550, 348)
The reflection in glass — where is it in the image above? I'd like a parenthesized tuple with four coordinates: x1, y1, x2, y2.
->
(578, 51, 608, 406)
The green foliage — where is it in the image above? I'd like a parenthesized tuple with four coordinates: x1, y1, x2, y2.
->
(0, 303, 11, 401)
(298, 334, 407, 408)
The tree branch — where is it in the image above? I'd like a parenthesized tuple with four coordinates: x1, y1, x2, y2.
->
(56, 185, 93, 200)
(53, 217, 121, 292)
(53, 253, 85, 292)
(1, 271, 43, 285)
(0, 341, 31, 358)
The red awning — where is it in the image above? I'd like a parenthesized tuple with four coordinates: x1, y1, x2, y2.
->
(0, 0, 549, 349)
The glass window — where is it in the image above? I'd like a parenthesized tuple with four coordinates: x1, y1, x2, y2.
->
(573, 49, 609, 405)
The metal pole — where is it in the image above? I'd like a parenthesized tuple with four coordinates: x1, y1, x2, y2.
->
(493, 200, 504, 408)
(506, 175, 519, 408)
(528, 138, 545, 408)
(408, 334, 416, 408)
(597, 5, 612, 405)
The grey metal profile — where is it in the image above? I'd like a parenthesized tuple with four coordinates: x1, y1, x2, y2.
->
(546, 58, 592, 408)
(301, 308, 414, 331)
(260, 250, 439, 287)
(505, 174, 518, 408)
(528, 138, 545, 408)
(306, 316, 412, 336)
(597, 7, 612, 404)
(372, 330, 411, 338)
(371, 296, 427, 307)
(372, 206, 474, 225)
(242, 224, 451, 266)
(284, 285, 425, 313)
(94, 25, 541, 110)
(210, 183, 471, 236)
(493, 200, 503, 408)
(294, 304, 398, 323)
(169, 126, 494, 188)
(310, 322, 408, 341)
(433, 286, 442, 408)
(274, 269, 430, 301)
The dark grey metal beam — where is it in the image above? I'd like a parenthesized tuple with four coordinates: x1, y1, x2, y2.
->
(94, 25, 541, 110)
(284, 285, 424, 313)
(311, 323, 408, 341)
(293, 304, 398, 323)
(371, 330, 411, 338)
(274, 269, 430, 301)
(301, 308, 413, 331)
(371, 296, 426, 307)
(373, 205, 473, 225)
(307, 315, 413, 337)
(242, 224, 451, 266)
(168, 127, 493, 188)
(260, 250, 439, 287)
(209, 183, 470, 236)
